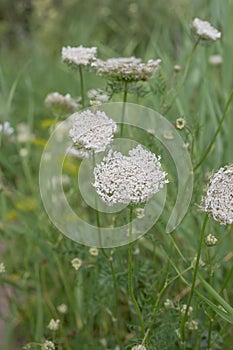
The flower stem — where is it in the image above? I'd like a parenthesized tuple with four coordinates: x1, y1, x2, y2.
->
(120, 81, 128, 136)
(92, 152, 120, 345)
(194, 91, 233, 171)
(180, 213, 209, 346)
(79, 66, 85, 108)
(128, 205, 145, 336)
(162, 39, 200, 114)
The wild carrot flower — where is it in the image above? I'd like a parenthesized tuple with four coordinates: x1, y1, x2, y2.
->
(61, 45, 97, 68)
(201, 164, 233, 225)
(41, 340, 55, 350)
(47, 318, 60, 331)
(180, 304, 193, 316)
(87, 89, 110, 104)
(71, 258, 82, 271)
(92, 56, 161, 82)
(191, 18, 221, 41)
(57, 304, 68, 314)
(69, 109, 117, 153)
(45, 92, 79, 113)
(185, 320, 199, 330)
(93, 144, 168, 205)
(205, 233, 218, 246)
(0, 121, 14, 136)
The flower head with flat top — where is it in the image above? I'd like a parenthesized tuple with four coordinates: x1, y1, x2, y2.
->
(69, 109, 117, 154)
(92, 56, 161, 82)
(201, 164, 233, 225)
(62, 45, 97, 68)
(191, 18, 221, 42)
(93, 144, 168, 205)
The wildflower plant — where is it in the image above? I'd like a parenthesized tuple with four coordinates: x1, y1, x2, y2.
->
(2, 2, 233, 350)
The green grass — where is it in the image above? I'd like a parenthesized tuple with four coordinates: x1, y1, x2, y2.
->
(0, 0, 233, 349)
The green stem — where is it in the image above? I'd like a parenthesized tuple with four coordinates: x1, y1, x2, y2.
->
(120, 81, 128, 136)
(128, 205, 145, 336)
(163, 39, 200, 114)
(180, 213, 209, 346)
(92, 153, 120, 345)
(194, 91, 233, 171)
(79, 66, 85, 108)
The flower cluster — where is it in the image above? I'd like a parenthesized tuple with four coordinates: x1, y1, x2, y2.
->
(92, 56, 161, 81)
(44, 92, 79, 113)
(93, 145, 168, 205)
(201, 165, 233, 225)
(191, 17, 221, 41)
(69, 109, 117, 153)
(0, 121, 14, 136)
(41, 340, 55, 350)
(47, 318, 60, 331)
(87, 89, 110, 106)
(205, 233, 218, 246)
(62, 45, 97, 68)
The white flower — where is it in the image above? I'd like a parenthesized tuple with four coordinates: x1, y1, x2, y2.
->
(89, 247, 99, 256)
(69, 110, 117, 153)
(201, 164, 233, 225)
(87, 89, 110, 104)
(71, 258, 82, 271)
(131, 345, 147, 350)
(47, 318, 60, 331)
(164, 299, 174, 309)
(191, 17, 221, 41)
(41, 340, 55, 350)
(93, 144, 169, 205)
(57, 304, 68, 314)
(62, 45, 97, 67)
(185, 320, 199, 330)
(208, 54, 223, 65)
(45, 92, 79, 113)
(205, 233, 218, 246)
(67, 147, 89, 159)
(180, 304, 193, 316)
(0, 121, 14, 136)
(92, 56, 161, 81)
(0, 262, 6, 274)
